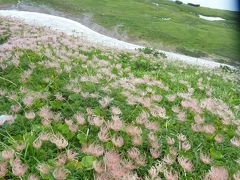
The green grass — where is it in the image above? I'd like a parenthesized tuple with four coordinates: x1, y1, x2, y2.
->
(0, 0, 17, 5)
(4, 0, 238, 65)
(0, 17, 240, 179)
(1, 46, 239, 179)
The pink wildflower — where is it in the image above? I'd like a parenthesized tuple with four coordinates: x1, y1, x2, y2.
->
(178, 157, 193, 172)
(50, 134, 68, 149)
(109, 116, 123, 131)
(28, 174, 39, 180)
(81, 144, 104, 157)
(203, 124, 216, 134)
(127, 148, 140, 159)
(163, 154, 175, 165)
(11, 104, 21, 113)
(99, 96, 112, 108)
(38, 132, 50, 141)
(56, 153, 67, 166)
(112, 136, 124, 148)
(0, 161, 7, 178)
(135, 155, 146, 167)
(136, 112, 149, 125)
(66, 150, 78, 161)
(181, 99, 201, 113)
(167, 95, 176, 102)
(132, 135, 143, 146)
(182, 141, 191, 151)
(230, 137, 240, 147)
(74, 113, 85, 125)
(145, 121, 159, 131)
(200, 153, 212, 164)
(191, 124, 203, 132)
(214, 134, 224, 144)
(164, 169, 179, 180)
(148, 167, 158, 179)
(150, 106, 167, 119)
(38, 106, 53, 120)
(16, 142, 26, 151)
(98, 127, 110, 142)
(93, 160, 104, 174)
(25, 111, 35, 120)
(104, 151, 120, 165)
(37, 163, 50, 175)
(53, 167, 69, 180)
(169, 147, 178, 157)
(177, 133, 187, 142)
(88, 116, 104, 127)
(33, 139, 42, 149)
(194, 114, 204, 124)
(22, 96, 34, 106)
(167, 137, 175, 145)
(177, 111, 186, 122)
(12, 158, 28, 177)
(125, 125, 142, 137)
(150, 148, 160, 159)
(111, 106, 121, 115)
(1, 149, 15, 160)
(121, 159, 135, 170)
(172, 106, 180, 113)
(55, 93, 64, 101)
(204, 166, 228, 180)
(233, 171, 240, 180)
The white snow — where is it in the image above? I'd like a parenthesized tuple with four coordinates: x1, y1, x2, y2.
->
(199, 15, 225, 21)
(0, 115, 13, 125)
(160, 17, 172, 21)
(0, 10, 233, 69)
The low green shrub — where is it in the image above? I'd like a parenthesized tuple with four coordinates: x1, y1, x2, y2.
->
(139, 47, 167, 58)
(0, 33, 10, 44)
(175, 0, 183, 5)
(187, 3, 200, 7)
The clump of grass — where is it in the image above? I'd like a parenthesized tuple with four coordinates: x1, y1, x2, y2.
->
(0, 17, 239, 180)
(0, 34, 10, 44)
(176, 47, 208, 58)
(139, 47, 167, 58)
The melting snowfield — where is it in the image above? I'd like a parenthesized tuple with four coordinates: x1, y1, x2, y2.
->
(0, 10, 233, 69)
(199, 15, 225, 21)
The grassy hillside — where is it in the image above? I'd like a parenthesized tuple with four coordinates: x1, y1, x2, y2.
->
(0, 17, 240, 179)
(0, 0, 239, 65)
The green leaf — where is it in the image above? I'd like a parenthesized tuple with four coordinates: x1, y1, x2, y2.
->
(69, 94, 80, 101)
(77, 133, 87, 144)
(81, 156, 96, 170)
(210, 148, 223, 160)
(66, 160, 82, 170)
(105, 141, 114, 150)
(57, 124, 74, 139)
(50, 101, 63, 110)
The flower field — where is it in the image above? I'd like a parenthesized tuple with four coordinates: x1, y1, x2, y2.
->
(0, 17, 239, 179)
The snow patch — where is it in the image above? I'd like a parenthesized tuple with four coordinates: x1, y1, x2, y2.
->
(199, 15, 225, 21)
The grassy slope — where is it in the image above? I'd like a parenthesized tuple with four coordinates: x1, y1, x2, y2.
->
(0, 0, 17, 5)
(4, 0, 236, 65)
(0, 17, 240, 179)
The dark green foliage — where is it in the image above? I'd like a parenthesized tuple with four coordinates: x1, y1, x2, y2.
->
(187, 3, 200, 7)
(175, 1, 183, 5)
